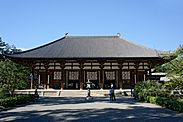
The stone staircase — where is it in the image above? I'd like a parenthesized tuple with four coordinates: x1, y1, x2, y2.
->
(15, 89, 133, 97)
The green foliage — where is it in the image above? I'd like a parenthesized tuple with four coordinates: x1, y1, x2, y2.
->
(0, 59, 31, 95)
(155, 57, 183, 76)
(133, 79, 183, 112)
(175, 44, 183, 57)
(0, 94, 36, 108)
(149, 96, 158, 104)
(155, 45, 183, 92)
(0, 37, 30, 96)
(134, 45, 183, 112)
(0, 37, 22, 60)
(147, 96, 183, 112)
(164, 76, 183, 90)
(156, 45, 183, 77)
(177, 98, 183, 103)
(134, 80, 168, 101)
(0, 89, 9, 99)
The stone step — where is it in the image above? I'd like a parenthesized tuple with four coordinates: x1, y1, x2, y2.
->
(14, 89, 133, 97)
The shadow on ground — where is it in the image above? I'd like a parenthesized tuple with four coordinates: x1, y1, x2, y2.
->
(0, 97, 183, 122)
(36, 96, 137, 106)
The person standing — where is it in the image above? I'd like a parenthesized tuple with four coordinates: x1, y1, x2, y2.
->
(109, 88, 113, 101)
(109, 83, 116, 101)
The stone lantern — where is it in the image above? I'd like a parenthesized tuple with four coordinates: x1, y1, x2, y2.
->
(86, 79, 92, 100)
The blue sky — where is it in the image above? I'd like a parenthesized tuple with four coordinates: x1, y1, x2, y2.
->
(0, 0, 183, 51)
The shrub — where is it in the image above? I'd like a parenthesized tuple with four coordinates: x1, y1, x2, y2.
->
(134, 80, 168, 101)
(0, 89, 9, 99)
(133, 80, 183, 112)
(149, 96, 157, 104)
(146, 96, 183, 112)
(177, 98, 183, 103)
(0, 94, 36, 108)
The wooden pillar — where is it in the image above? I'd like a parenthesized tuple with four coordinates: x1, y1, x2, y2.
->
(145, 70, 148, 81)
(60, 62, 65, 90)
(135, 62, 139, 83)
(148, 62, 153, 81)
(43, 62, 49, 89)
(30, 74, 33, 89)
(149, 68, 152, 81)
(144, 73, 146, 81)
(80, 69, 84, 90)
(31, 68, 34, 89)
(47, 73, 50, 89)
(79, 62, 84, 90)
(99, 62, 104, 89)
(118, 62, 122, 90)
(61, 70, 65, 90)
(134, 74, 136, 84)
(45, 69, 48, 89)
(38, 74, 41, 86)
(136, 69, 138, 83)
(116, 70, 119, 88)
(100, 69, 104, 89)
(29, 62, 35, 89)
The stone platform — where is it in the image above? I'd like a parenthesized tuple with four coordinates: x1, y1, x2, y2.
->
(14, 89, 133, 97)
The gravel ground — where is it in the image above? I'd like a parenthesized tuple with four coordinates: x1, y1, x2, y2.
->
(0, 96, 183, 122)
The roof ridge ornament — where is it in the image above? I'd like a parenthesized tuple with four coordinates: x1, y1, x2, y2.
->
(117, 33, 121, 37)
(64, 33, 69, 37)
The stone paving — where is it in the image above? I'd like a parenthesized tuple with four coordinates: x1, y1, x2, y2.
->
(0, 96, 183, 122)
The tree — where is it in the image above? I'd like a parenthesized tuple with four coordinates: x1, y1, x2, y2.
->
(156, 45, 183, 76)
(0, 59, 31, 96)
(0, 37, 6, 59)
(0, 37, 22, 59)
(156, 45, 183, 91)
(0, 37, 30, 96)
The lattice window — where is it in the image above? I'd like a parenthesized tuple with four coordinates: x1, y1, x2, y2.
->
(54, 71, 62, 80)
(105, 71, 115, 80)
(86, 72, 98, 80)
(122, 71, 130, 79)
(69, 71, 79, 80)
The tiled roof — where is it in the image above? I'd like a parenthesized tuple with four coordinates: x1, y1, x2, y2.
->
(7, 36, 159, 59)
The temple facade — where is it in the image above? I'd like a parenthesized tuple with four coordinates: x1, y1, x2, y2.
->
(7, 35, 163, 90)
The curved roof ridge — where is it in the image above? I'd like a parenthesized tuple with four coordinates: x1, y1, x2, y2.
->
(6, 35, 160, 58)
(66, 35, 119, 38)
(121, 38, 157, 52)
(10, 36, 66, 55)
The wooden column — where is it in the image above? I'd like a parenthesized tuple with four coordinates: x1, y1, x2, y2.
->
(31, 67, 34, 89)
(47, 72, 50, 89)
(61, 70, 65, 90)
(144, 71, 146, 81)
(149, 68, 152, 81)
(136, 69, 138, 83)
(134, 74, 136, 84)
(44, 62, 49, 89)
(148, 62, 153, 81)
(79, 62, 84, 90)
(145, 70, 148, 81)
(38, 74, 41, 85)
(118, 62, 122, 90)
(60, 62, 65, 90)
(80, 69, 84, 90)
(135, 62, 139, 83)
(99, 62, 104, 89)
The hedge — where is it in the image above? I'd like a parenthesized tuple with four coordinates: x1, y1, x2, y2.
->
(145, 96, 183, 112)
(0, 94, 37, 108)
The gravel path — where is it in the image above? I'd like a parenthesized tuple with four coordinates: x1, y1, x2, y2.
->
(0, 96, 183, 122)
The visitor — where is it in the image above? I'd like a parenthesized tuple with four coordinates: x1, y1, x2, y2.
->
(109, 83, 116, 101)
(111, 83, 114, 88)
(109, 87, 113, 101)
